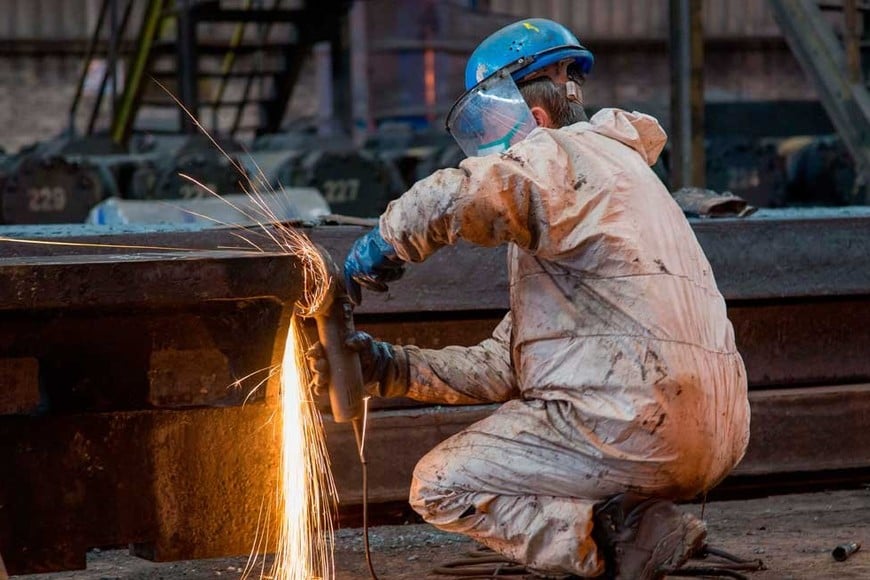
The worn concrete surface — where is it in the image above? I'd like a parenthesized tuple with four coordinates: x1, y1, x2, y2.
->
(14, 488, 869, 579)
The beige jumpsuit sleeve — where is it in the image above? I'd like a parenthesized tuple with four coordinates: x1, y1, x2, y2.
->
(379, 145, 554, 262)
(401, 313, 519, 404)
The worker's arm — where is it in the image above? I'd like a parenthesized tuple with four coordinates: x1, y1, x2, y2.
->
(309, 313, 517, 404)
(401, 312, 517, 405)
(378, 134, 570, 262)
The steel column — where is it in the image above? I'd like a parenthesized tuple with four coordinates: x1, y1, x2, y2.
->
(669, 0, 706, 188)
(330, 3, 354, 136)
(176, 0, 200, 133)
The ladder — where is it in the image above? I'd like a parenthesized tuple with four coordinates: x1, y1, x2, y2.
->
(768, 0, 870, 191)
(68, 0, 353, 148)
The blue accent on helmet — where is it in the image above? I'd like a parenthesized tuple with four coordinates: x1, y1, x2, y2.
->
(464, 18, 595, 90)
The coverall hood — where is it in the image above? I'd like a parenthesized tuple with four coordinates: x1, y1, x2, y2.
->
(586, 108, 667, 166)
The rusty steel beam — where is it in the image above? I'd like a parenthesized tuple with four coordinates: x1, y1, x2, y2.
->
(353, 296, 870, 393)
(0, 250, 301, 311)
(0, 240, 300, 574)
(689, 212, 870, 301)
(0, 208, 868, 310)
(729, 299, 870, 388)
(738, 384, 870, 475)
(305, 210, 870, 308)
(0, 210, 867, 573)
(0, 405, 282, 575)
(0, 303, 291, 414)
(324, 383, 870, 505)
(0, 249, 303, 415)
(3, 383, 869, 574)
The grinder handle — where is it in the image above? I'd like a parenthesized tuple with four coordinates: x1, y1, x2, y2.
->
(313, 295, 365, 423)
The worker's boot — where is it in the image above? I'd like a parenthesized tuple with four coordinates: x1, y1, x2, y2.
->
(594, 495, 707, 580)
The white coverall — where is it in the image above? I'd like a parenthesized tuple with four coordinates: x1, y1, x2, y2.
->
(379, 108, 751, 577)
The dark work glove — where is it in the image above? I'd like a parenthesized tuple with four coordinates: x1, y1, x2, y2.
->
(304, 332, 409, 399)
(343, 226, 406, 305)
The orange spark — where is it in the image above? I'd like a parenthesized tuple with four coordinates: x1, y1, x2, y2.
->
(273, 317, 336, 580)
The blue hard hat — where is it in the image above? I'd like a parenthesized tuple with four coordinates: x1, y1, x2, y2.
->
(465, 18, 595, 90)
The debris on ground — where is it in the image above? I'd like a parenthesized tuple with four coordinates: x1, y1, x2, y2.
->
(17, 489, 869, 579)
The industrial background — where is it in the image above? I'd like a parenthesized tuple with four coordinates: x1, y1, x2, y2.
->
(0, 0, 861, 218)
(0, 0, 868, 578)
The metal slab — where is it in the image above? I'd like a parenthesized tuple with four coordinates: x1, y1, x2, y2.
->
(737, 384, 870, 475)
(0, 250, 302, 311)
(0, 405, 281, 575)
(0, 249, 302, 413)
(0, 208, 868, 312)
(730, 299, 870, 387)
(691, 211, 870, 300)
(0, 211, 867, 573)
(354, 297, 870, 391)
(0, 302, 288, 414)
(311, 211, 870, 312)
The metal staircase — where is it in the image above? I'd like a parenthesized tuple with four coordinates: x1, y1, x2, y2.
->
(68, 0, 353, 148)
(768, 0, 870, 191)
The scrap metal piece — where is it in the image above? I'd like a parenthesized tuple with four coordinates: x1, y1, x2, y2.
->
(672, 187, 757, 218)
(832, 541, 861, 561)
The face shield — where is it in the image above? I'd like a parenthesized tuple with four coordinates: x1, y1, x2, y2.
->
(446, 66, 538, 158)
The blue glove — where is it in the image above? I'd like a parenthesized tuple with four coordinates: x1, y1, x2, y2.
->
(343, 226, 406, 305)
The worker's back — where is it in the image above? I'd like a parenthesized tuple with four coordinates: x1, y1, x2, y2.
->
(507, 109, 750, 496)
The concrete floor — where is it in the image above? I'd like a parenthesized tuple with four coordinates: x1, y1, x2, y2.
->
(16, 488, 870, 579)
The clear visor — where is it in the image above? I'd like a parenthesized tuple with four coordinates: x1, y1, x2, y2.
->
(446, 70, 537, 158)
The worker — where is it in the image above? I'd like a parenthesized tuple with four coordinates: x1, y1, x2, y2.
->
(317, 17, 751, 580)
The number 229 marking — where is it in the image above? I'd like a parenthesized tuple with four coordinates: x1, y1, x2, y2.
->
(27, 186, 68, 212)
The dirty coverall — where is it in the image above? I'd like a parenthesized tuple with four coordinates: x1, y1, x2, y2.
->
(379, 108, 751, 577)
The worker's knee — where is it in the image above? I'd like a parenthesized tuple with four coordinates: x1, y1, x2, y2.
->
(409, 449, 472, 527)
(409, 450, 444, 521)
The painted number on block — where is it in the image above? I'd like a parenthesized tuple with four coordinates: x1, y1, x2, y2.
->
(26, 186, 68, 212)
(321, 179, 360, 204)
(178, 183, 212, 200)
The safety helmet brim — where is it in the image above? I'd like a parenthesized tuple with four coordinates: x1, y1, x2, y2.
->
(510, 45, 594, 82)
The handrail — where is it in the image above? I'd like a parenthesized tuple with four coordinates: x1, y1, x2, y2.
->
(68, 0, 111, 135)
(87, 0, 135, 136)
(231, 0, 284, 135)
(211, 0, 255, 130)
(110, 0, 167, 146)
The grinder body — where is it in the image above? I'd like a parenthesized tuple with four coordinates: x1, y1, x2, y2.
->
(309, 246, 366, 423)
(313, 293, 365, 423)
